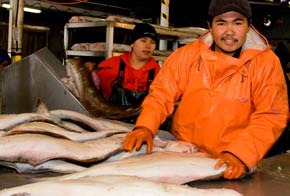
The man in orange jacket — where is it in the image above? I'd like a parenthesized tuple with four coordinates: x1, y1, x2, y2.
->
(124, 0, 289, 180)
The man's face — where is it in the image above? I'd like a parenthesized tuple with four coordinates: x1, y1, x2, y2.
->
(208, 11, 250, 56)
(131, 37, 156, 61)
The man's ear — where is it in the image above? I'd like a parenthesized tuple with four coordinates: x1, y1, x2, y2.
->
(207, 21, 211, 30)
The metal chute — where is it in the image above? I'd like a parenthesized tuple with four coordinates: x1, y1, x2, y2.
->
(0, 47, 88, 114)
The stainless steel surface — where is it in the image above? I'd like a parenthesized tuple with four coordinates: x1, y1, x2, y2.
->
(189, 153, 290, 196)
(0, 153, 290, 195)
(0, 47, 88, 114)
(0, 168, 61, 190)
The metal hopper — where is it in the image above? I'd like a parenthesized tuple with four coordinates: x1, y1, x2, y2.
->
(0, 47, 88, 114)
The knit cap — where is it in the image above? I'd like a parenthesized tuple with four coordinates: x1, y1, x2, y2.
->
(131, 23, 157, 44)
(208, 0, 252, 18)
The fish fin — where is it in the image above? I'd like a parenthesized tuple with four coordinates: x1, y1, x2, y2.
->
(33, 98, 51, 115)
(33, 98, 62, 124)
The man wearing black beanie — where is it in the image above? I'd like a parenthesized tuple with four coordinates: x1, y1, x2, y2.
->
(92, 23, 160, 121)
(124, 0, 288, 180)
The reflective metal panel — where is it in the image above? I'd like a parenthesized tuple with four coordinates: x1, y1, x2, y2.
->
(0, 47, 88, 114)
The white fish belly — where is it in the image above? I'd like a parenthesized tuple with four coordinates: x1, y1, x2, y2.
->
(0, 175, 243, 196)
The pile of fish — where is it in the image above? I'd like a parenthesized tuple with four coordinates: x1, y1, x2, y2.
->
(62, 57, 141, 119)
(0, 99, 202, 174)
(0, 100, 243, 195)
(0, 103, 134, 173)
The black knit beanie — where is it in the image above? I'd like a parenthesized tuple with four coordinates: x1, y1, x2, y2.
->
(208, 0, 252, 18)
(130, 23, 157, 44)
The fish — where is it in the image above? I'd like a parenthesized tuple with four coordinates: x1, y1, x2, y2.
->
(33, 99, 89, 133)
(57, 120, 88, 133)
(104, 135, 199, 162)
(0, 131, 6, 137)
(0, 133, 126, 166)
(0, 160, 86, 174)
(33, 98, 88, 133)
(0, 113, 57, 131)
(65, 58, 84, 97)
(154, 135, 199, 153)
(49, 109, 132, 132)
(61, 76, 81, 98)
(5, 121, 129, 142)
(0, 175, 243, 196)
(33, 98, 56, 119)
(66, 57, 141, 119)
(43, 151, 226, 185)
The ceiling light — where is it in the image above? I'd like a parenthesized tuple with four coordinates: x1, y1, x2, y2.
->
(1, 3, 42, 14)
(263, 15, 272, 27)
(24, 7, 42, 14)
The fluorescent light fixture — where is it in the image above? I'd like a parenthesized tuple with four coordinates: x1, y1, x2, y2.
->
(1, 3, 42, 14)
(24, 7, 42, 14)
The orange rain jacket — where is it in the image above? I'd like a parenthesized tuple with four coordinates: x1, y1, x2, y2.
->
(135, 26, 289, 169)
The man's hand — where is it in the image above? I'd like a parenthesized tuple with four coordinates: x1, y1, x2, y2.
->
(214, 152, 247, 179)
(123, 127, 153, 154)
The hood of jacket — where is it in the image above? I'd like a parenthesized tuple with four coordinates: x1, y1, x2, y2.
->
(198, 25, 270, 63)
(120, 52, 159, 72)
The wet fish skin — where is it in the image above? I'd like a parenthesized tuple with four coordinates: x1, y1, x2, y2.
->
(58, 120, 88, 133)
(61, 76, 81, 98)
(0, 160, 86, 174)
(0, 131, 6, 137)
(0, 113, 57, 131)
(33, 98, 87, 133)
(153, 135, 199, 153)
(65, 59, 84, 97)
(66, 57, 141, 119)
(163, 140, 199, 153)
(46, 151, 226, 185)
(33, 98, 55, 119)
(6, 121, 129, 142)
(0, 133, 126, 166)
(104, 136, 199, 162)
(50, 109, 132, 132)
(0, 175, 243, 196)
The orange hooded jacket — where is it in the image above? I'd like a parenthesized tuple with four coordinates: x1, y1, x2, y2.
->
(135, 26, 289, 170)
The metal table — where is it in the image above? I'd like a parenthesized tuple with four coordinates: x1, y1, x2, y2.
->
(189, 152, 290, 196)
(0, 153, 290, 195)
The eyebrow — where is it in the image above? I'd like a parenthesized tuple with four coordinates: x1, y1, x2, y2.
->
(214, 17, 245, 23)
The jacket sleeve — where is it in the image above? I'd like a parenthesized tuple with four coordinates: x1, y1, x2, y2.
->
(135, 46, 196, 135)
(225, 52, 289, 169)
